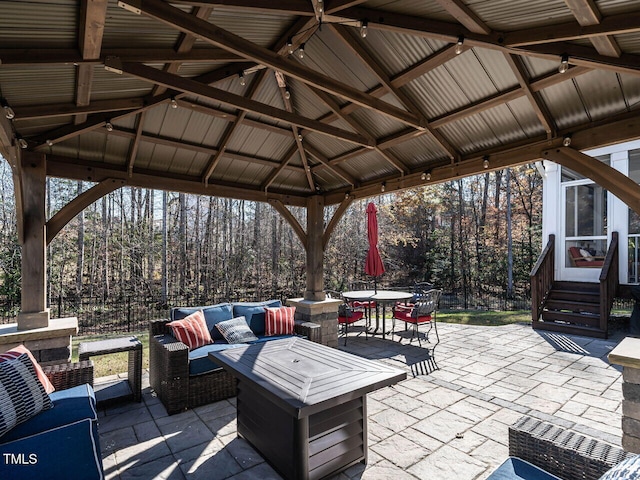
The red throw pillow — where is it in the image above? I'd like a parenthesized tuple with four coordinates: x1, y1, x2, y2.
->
(264, 306, 296, 336)
(167, 310, 212, 350)
(0, 344, 55, 394)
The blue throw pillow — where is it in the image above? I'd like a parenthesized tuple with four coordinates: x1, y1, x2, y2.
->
(599, 455, 640, 480)
(172, 303, 233, 340)
(233, 300, 281, 335)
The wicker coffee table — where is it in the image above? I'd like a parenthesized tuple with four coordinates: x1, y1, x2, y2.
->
(210, 337, 406, 480)
(78, 336, 142, 405)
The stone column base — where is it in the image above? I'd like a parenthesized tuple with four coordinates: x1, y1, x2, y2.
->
(0, 317, 78, 366)
(288, 297, 342, 348)
(609, 337, 640, 454)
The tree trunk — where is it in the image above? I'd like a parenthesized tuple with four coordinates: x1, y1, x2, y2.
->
(161, 191, 168, 303)
(506, 168, 514, 298)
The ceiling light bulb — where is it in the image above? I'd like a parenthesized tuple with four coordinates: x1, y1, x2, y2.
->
(360, 20, 368, 38)
(239, 73, 246, 86)
(284, 90, 291, 100)
(297, 43, 305, 59)
(483, 157, 489, 169)
(317, 0, 323, 14)
(559, 54, 569, 74)
(18, 137, 28, 149)
(563, 135, 572, 147)
(105, 121, 113, 132)
(381, 183, 385, 193)
(4, 106, 15, 120)
(421, 172, 426, 181)
(298, 133, 303, 141)
(46, 139, 53, 147)
(287, 38, 294, 55)
(170, 98, 178, 109)
(455, 35, 464, 55)
(426, 172, 431, 181)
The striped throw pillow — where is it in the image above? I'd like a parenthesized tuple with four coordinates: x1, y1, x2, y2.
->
(264, 306, 296, 336)
(167, 310, 213, 350)
(0, 345, 55, 394)
(0, 353, 53, 437)
(216, 316, 258, 344)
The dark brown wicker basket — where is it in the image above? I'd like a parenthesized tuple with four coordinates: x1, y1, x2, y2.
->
(509, 416, 634, 480)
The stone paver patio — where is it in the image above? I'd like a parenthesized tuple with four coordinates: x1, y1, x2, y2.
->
(98, 322, 627, 480)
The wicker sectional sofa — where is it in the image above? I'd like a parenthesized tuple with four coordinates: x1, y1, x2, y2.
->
(149, 300, 321, 415)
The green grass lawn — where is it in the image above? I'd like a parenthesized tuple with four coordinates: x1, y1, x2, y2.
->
(73, 310, 530, 378)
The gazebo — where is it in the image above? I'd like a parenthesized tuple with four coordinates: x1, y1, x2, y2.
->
(2, 0, 640, 358)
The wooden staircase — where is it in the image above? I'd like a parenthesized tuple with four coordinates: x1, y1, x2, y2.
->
(531, 232, 619, 339)
(538, 281, 604, 337)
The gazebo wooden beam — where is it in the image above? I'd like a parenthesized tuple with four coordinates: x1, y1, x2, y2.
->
(118, 0, 426, 130)
(564, 0, 621, 57)
(46, 178, 125, 245)
(105, 60, 374, 147)
(543, 147, 640, 214)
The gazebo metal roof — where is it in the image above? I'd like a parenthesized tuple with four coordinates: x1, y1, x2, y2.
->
(1, 0, 640, 208)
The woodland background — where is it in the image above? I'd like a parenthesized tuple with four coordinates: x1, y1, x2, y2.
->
(0, 159, 543, 331)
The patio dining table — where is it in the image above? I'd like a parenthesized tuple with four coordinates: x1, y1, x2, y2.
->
(342, 289, 414, 339)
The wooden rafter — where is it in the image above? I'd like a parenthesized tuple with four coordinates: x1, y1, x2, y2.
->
(105, 60, 374, 147)
(330, 24, 457, 161)
(0, 48, 243, 65)
(322, 195, 354, 249)
(106, 127, 305, 173)
(303, 143, 357, 186)
(76, 0, 108, 124)
(153, 6, 213, 97)
(117, 0, 425, 130)
(261, 144, 299, 191)
(564, 0, 621, 57)
(336, 6, 640, 76)
(202, 69, 267, 184)
(433, 0, 491, 35)
(504, 54, 556, 137)
(126, 111, 146, 176)
(171, 0, 314, 15)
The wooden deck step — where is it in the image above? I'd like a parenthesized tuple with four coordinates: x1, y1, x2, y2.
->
(547, 289, 599, 304)
(541, 310, 601, 328)
(544, 299, 600, 314)
(532, 319, 607, 339)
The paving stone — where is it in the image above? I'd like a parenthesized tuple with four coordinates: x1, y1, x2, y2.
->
(413, 410, 475, 443)
(515, 393, 563, 415)
(361, 459, 419, 479)
(114, 436, 174, 469)
(370, 407, 419, 433)
(119, 455, 186, 480)
(101, 426, 137, 455)
(177, 447, 243, 479)
(370, 433, 430, 469)
(417, 386, 467, 408)
(447, 398, 496, 423)
(99, 405, 153, 434)
(527, 382, 577, 403)
(481, 383, 523, 402)
(134, 420, 162, 442)
(226, 461, 282, 480)
(158, 417, 217, 454)
(408, 445, 486, 480)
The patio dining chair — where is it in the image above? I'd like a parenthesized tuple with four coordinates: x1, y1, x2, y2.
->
(392, 288, 441, 347)
(338, 302, 365, 346)
(348, 281, 377, 327)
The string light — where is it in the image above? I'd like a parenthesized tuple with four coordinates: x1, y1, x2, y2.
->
(170, 98, 178, 109)
(287, 38, 294, 55)
(239, 72, 246, 86)
(455, 35, 464, 55)
(105, 121, 113, 132)
(297, 43, 305, 59)
(17, 137, 28, 149)
(46, 139, 53, 147)
(360, 20, 368, 38)
(563, 134, 572, 147)
(559, 54, 569, 74)
(317, 0, 323, 14)
(381, 182, 386, 193)
(483, 156, 489, 169)
(284, 90, 291, 100)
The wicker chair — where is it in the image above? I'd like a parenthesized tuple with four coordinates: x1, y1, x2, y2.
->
(494, 416, 637, 480)
(43, 360, 94, 391)
(149, 317, 321, 415)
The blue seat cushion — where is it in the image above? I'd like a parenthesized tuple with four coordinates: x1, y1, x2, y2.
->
(188, 342, 246, 376)
(0, 384, 97, 444)
(172, 303, 233, 340)
(0, 417, 103, 480)
(232, 300, 281, 336)
(486, 458, 562, 480)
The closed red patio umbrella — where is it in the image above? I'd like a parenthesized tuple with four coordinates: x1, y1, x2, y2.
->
(365, 202, 385, 292)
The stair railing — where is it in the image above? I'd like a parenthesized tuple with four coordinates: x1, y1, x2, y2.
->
(599, 231, 619, 335)
(530, 234, 555, 324)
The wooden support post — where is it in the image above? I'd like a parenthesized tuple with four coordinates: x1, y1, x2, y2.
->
(305, 196, 325, 301)
(17, 152, 49, 330)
